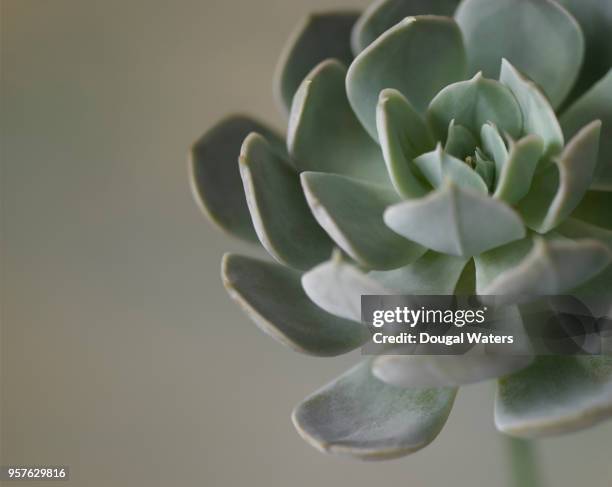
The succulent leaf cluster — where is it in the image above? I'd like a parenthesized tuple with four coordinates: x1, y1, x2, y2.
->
(190, 0, 612, 459)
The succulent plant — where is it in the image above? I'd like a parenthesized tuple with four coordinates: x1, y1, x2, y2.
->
(189, 0, 612, 469)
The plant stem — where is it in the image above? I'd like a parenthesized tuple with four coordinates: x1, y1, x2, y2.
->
(505, 436, 541, 487)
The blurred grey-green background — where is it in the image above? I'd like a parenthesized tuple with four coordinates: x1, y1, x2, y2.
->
(1, 1, 611, 485)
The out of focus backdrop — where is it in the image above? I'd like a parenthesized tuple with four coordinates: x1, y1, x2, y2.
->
(1, 1, 611, 485)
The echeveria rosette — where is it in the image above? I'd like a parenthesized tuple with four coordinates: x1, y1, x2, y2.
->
(189, 0, 612, 461)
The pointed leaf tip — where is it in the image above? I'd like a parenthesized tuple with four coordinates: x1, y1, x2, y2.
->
(500, 59, 564, 156)
(445, 120, 478, 160)
(347, 15, 466, 139)
(561, 69, 612, 190)
(301, 255, 388, 322)
(413, 145, 488, 194)
(376, 88, 434, 198)
(384, 182, 525, 257)
(301, 171, 426, 270)
(493, 134, 544, 204)
(427, 73, 523, 141)
(288, 59, 388, 184)
(455, 0, 584, 108)
(520, 120, 602, 233)
(351, 0, 461, 54)
(481, 237, 611, 296)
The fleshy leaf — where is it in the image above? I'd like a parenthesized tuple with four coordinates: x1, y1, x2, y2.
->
(496, 357, 612, 437)
(494, 135, 544, 204)
(561, 69, 612, 190)
(273, 12, 358, 114)
(570, 191, 612, 230)
(557, 218, 612, 251)
(455, 0, 584, 109)
(190, 116, 285, 242)
(240, 134, 332, 269)
(302, 252, 389, 321)
(500, 59, 564, 156)
(556, 0, 612, 102)
(373, 353, 533, 388)
(428, 73, 522, 141)
(303, 251, 469, 322)
(384, 181, 525, 257)
(292, 361, 456, 460)
(370, 251, 469, 295)
(301, 172, 426, 270)
(519, 121, 602, 233)
(473, 150, 495, 192)
(480, 122, 508, 177)
(475, 237, 534, 294)
(221, 254, 365, 356)
(479, 237, 611, 296)
(288, 60, 388, 184)
(414, 145, 488, 194)
(376, 89, 434, 198)
(566, 240, 612, 321)
(347, 16, 466, 139)
(351, 0, 460, 54)
(445, 120, 477, 160)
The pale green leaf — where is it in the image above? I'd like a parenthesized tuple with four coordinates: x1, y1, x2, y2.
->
(494, 135, 544, 204)
(376, 88, 434, 198)
(480, 122, 509, 177)
(370, 251, 468, 294)
(556, 0, 612, 102)
(496, 357, 612, 437)
(374, 352, 533, 388)
(222, 254, 366, 356)
(475, 237, 534, 294)
(293, 361, 456, 459)
(347, 16, 466, 139)
(559, 219, 612, 317)
(384, 181, 525, 257)
(500, 59, 564, 156)
(351, 0, 460, 54)
(301, 172, 426, 269)
(240, 134, 332, 269)
(274, 12, 358, 114)
(455, 0, 584, 108)
(414, 144, 488, 194)
(519, 121, 602, 233)
(302, 251, 470, 321)
(479, 237, 611, 296)
(444, 120, 477, 160)
(288, 60, 389, 185)
(302, 251, 389, 321)
(428, 73, 522, 141)
(189, 115, 285, 242)
(473, 149, 495, 192)
(557, 218, 612, 250)
(561, 69, 612, 190)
